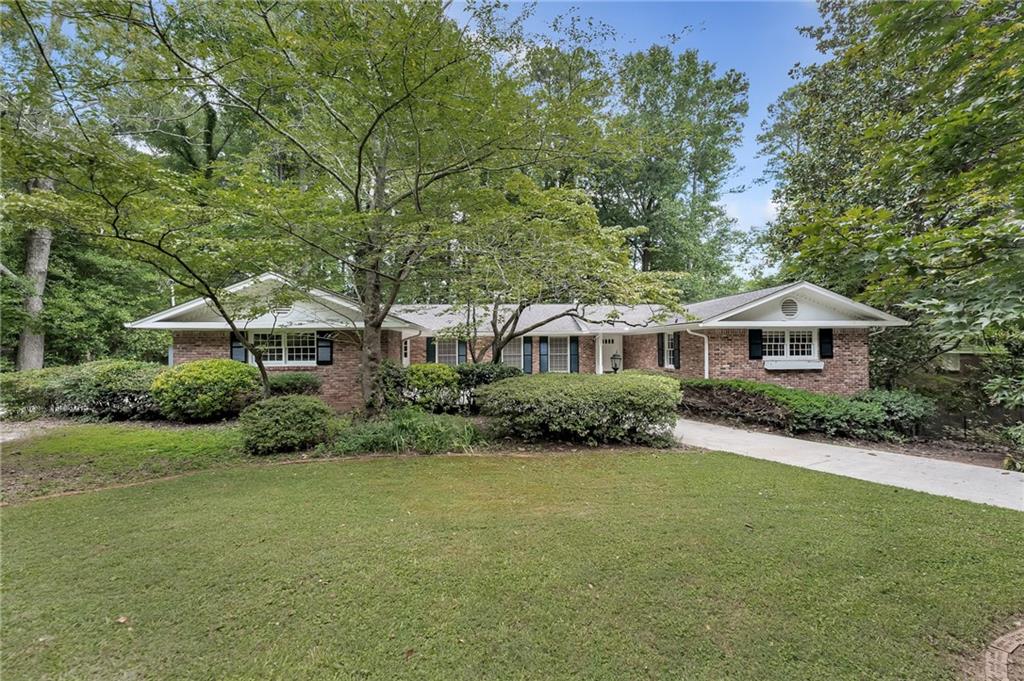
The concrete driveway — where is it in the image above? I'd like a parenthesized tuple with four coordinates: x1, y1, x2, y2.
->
(674, 418, 1024, 511)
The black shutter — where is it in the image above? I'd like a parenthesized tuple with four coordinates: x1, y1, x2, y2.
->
(426, 337, 436, 362)
(316, 331, 333, 365)
(522, 337, 533, 373)
(230, 335, 247, 362)
(657, 332, 665, 367)
(673, 331, 682, 369)
(819, 328, 834, 359)
(539, 336, 549, 373)
(569, 336, 580, 373)
(748, 329, 763, 360)
(457, 340, 467, 365)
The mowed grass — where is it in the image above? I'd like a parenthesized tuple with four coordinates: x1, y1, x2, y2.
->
(2, 452, 1022, 680)
(1, 423, 243, 501)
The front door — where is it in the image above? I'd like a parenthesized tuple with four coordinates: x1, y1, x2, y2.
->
(601, 334, 623, 373)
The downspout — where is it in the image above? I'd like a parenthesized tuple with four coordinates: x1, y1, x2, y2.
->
(685, 328, 710, 379)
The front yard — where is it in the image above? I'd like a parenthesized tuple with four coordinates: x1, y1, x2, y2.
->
(3, 448, 1022, 680)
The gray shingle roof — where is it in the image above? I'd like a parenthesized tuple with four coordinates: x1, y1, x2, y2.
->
(393, 283, 797, 334)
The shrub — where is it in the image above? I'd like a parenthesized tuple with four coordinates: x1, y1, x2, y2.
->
(1003, 423, 1024, 472)
(456, 363, 523, 411)
(151, 359, 261, 422)
(405, 363, 461, 413)
(240, 395, 334, 455)
(677, 379, 931, 441)
(477, 373, 680, 446)
(852, 389, 936, 437)
(376, 359, 409, 410)
(327, 407, 480, 455)
(51, 359, 165, 419)
(0, 367, 66, 418)
(267, 371, 322, 396)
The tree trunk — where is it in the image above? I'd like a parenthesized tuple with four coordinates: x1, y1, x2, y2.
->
(16, 177, 55, 370)
(359, 264, 385, 415)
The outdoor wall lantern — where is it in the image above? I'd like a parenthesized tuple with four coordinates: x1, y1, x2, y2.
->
(610, 352, 622, 373)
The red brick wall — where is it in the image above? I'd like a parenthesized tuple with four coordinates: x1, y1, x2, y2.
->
(623, 334, 660, 371)
(171, 329, 404, 412)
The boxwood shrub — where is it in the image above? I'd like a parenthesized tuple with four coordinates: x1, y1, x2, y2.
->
(456, 363, 522, 411)
(477, 373, 681, 445)
(0, 367, 66, 418)
(240, 395, 334, 455)
(678, 379, 935, 441)
(267, 371, 322, 396)
(151, 359, 261, 422)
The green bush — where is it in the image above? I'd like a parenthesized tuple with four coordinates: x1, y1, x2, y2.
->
(327, 407, 480, 455)
(405, 363, 461, 413)
(0, 367, 66, 418)
(267, 371, 322, 396)
(852, 389, 936, 436)
(52, 360, 165, 419)
(375, 359, 409, 410)
(678, 379, 934, 441)
(1003, 423, 1024, 471)
(239, 395, 334, 455)
(477, 373, 681, 446)
(456, 363, 523, 411)
(151, 359, 261, 422)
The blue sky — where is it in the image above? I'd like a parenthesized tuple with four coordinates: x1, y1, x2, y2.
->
(504, 1, 824, 235)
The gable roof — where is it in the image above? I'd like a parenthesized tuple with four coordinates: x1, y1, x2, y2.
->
(679, 283, 793, 322)
(126, 273, 424, 331)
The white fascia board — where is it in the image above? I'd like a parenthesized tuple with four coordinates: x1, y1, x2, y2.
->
(703, 281, 907, 325)
(699, 319, 910, 328)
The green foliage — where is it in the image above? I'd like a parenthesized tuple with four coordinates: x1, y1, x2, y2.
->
(456, 363, 522, 410)
(757, 1, 1023, 374)
(679, 379, 936, 441)
(239, 395, 334, 456)
(1002, 423, 1024, 472)
(150, 359, 261, 422)
(853, 389, 936, 438)
(0, 361, 165, 420)
(0, 367, 66, 418)
(50, 360, 165, 419)
(404, 363, 461, 413)
(477, 373, 680, 446)
(327, 407, 481, 456)
(375, 359, 409, 411)
(267, 372, 322, 397)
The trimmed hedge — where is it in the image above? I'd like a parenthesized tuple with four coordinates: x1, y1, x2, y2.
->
(326, 407, 481, 455)
(240, 395, 334, 455)
(0, 361, 165, 420)
(267, 371, 322, 396)
(477, 373, 681, 445)
(151, 359, 261, 422)
(679, 379, 935, 441)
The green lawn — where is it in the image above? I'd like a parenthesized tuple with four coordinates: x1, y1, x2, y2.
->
(1, 423, 244, 501)
(3, 452, 1022, 679)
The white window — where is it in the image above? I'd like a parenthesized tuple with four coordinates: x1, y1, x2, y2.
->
(501, 337, 523, 369)
(250, 332, 317, 366)
(664, 333, 677, 368)
(436, 338, 459, 366)
(762, 329, 817, 359)
(548, 337, 569, 373)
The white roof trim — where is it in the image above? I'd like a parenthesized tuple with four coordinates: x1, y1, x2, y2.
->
(700, 281, 908, 326)
(126, 272, 425, 331)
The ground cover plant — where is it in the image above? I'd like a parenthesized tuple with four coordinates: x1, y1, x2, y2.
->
(2, 452, 1021, 680)
(325, 407, 482, 456)
(0, 423, 243, 502)
(478, 372, 681, 445)
(679, 379, 935, 441)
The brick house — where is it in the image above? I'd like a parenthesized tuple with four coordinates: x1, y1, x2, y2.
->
(129, 275, 907, 409)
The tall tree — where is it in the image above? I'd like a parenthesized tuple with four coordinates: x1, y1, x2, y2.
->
(758, 0, 1023, 385)
(588, 45, 748, 299)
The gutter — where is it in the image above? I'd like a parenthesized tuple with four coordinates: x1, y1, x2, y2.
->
(686, 329, 710, 379)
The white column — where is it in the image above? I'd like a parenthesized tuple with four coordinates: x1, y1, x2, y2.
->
(595, 332, 604, 374)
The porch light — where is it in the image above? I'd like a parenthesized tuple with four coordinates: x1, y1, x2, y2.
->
(610, 352, 622, 373)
